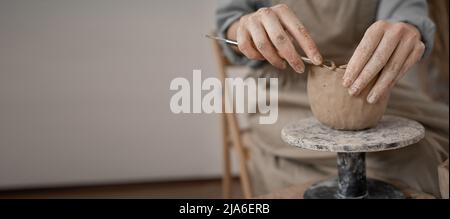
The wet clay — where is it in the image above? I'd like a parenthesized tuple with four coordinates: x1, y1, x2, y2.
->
(307, 64, 389, 131)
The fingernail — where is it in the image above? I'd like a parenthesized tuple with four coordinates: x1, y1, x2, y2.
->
(313, 55, 323, 65)
(342, 78, 351, 87)
(367, 92, 378, 104)
(349, 86, 359, 96)
(342, 69, 352, 87)
(295, 65, 305, 74)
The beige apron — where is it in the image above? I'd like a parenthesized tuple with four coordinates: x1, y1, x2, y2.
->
(245, 0, 449, 198)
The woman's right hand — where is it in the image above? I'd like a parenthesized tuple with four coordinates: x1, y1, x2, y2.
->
(227, 4, 323, 73)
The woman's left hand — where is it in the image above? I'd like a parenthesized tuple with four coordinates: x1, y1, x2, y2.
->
(342, 21, 425, 104)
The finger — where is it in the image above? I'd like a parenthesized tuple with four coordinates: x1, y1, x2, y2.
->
(379, 41, 426, 101)
(348, 26, 402, 96)
(236, 22, 265, 61)
(271, 4, 323, 65)
(398, 41, 425, 79)
(343, 21, 386, 87)
(366, 37, 416, 104)
(258, 8, 305, 73)
(247, 16, 286, 69)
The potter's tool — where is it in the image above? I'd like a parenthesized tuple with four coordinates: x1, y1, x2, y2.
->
(205, 34, 335, 69)
(281, 115, 425, 199)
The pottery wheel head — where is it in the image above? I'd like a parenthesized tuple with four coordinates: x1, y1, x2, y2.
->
(281, 116, 425, 153)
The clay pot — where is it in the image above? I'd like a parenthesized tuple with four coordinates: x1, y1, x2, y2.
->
(307, 65, 389, 131)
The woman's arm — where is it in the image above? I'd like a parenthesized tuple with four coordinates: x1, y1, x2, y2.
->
(216, 0, 271, 68)
(377, 0, 436, 57)
(216, 1, 323, 72)
(343, 0, 436, 104)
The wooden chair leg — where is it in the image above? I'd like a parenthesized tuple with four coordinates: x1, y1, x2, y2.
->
(210, 34, 253, 199)
(237, 143, 253, 199)
(225, 113, 253, 199)
(222, 113, 232, 199)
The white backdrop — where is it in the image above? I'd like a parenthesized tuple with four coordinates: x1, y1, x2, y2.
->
(0, 0, 227, 189)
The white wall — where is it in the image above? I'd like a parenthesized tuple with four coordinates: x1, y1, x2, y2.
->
(0, 0, 224, 189)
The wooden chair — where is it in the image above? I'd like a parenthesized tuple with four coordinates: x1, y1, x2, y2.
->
(210, 34, 253, 199)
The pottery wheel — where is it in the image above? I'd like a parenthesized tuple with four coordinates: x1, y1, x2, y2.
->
(281, 115, 425, 199)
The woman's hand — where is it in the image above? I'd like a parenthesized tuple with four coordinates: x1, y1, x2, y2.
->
(343, 21, 425, 104)
(227, 4, 323, 73)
